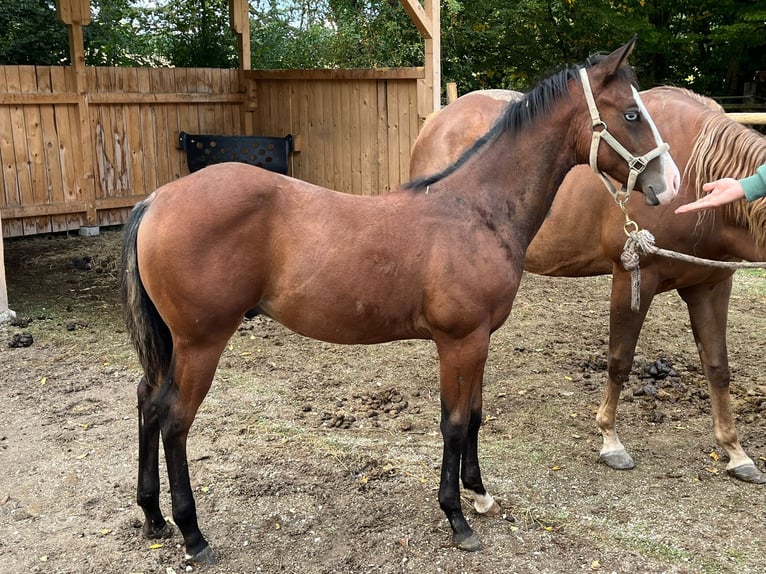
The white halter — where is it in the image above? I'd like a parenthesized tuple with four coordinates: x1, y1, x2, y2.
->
(578, 66, 670, 201)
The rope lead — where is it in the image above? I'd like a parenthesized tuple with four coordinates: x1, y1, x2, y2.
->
(622, 228, 766, 312)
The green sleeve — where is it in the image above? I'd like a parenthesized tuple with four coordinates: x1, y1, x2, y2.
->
(740, 163, 766, 202)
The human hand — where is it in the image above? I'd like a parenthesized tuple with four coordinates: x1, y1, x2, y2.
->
(674, 178, 746, 214)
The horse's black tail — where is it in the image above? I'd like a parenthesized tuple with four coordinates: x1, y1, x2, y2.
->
(119, 198, 173, 389)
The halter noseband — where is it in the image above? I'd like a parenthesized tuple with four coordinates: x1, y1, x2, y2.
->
(578, 67, 669, 202)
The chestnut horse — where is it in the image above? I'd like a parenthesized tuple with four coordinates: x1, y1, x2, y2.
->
(120, 39, 676, 564)
(411, 85, 766, 484)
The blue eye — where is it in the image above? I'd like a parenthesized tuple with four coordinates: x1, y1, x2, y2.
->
(624, 110, 640, 121)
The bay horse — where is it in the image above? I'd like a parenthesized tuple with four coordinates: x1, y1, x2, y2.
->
(120, 39, 676, 564)
(411, 85, 766, 484)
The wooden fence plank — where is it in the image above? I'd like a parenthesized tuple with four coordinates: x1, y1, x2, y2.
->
(125, 68, 145, 200)
(376, 80, 389, 194)
(358, 80, 375, 196)
(0, 68, 24, 237)
(63, 67, 83, 229)
(36, 67, 64, 232)
(137, 68, 158, 194)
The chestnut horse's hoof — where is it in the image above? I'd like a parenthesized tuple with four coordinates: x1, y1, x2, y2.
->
(453, 531, 482, 552)
(727, 464, 766, 485)
(185, 544, 218, 566)
(143, 521, 174, 540)
(599, 449, 635, 470)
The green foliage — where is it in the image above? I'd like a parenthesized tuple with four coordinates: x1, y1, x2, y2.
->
(84, 0, 165, 66)
(249, 0, 423, 69)
(0, 0, 69, 65)
(0, 0, 763, 103)
(150, 0, 238, 67)
(440, 0, 766, 98)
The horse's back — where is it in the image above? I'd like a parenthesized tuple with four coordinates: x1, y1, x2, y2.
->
(410, 91, 521, 177)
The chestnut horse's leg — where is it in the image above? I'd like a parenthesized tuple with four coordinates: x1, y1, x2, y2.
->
(678, 279, 766, 484)
(137, 375, 174, 540)
(435, 331, 493, 551)
(596, 269, 659, 470)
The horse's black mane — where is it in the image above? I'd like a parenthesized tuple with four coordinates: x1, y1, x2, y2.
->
(403, 53, 638, 192)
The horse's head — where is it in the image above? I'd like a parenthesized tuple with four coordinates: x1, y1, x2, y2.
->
(579, 37, 680, 206)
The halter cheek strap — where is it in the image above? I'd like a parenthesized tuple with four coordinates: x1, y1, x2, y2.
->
(578, 67, 670, 202)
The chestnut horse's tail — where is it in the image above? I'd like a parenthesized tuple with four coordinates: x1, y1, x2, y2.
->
(119, 198, 173, 389)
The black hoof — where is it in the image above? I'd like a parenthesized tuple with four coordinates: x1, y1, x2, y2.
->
(727, 464, 766, 485)
(599, 449, 636, 470)
(453, 531, 482, 552)
(143, 521, 174, 540)
(186, 544, 218, 566)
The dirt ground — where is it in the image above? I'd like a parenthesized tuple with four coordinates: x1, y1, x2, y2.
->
(1, 228, 765, 574)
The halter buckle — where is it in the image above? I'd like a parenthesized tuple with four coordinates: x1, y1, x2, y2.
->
(628, 156, 648, 174)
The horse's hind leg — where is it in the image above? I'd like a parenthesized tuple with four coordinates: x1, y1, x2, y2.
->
(679, 280, 766, 484)
(137, 376, 174, 539)
(158, 343, 226, 565)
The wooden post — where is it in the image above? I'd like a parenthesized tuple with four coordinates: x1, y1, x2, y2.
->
(399, 0, 440, 118)
(229, 0, 251, 71)
(424, 0, 440, 113)
(0, 214, 14, 323)
(56, 0, 98, 231)
(446, 82, 458, 104)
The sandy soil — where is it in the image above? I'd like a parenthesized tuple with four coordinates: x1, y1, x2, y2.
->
(1, 228, 764, 574)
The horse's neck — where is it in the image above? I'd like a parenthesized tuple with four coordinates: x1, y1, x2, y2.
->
(444, 116, 580, 247)
(718, 209, 766, 260)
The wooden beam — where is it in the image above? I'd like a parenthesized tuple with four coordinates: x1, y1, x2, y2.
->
(245, 68, 425, 81)
(0, 92, 247, 106)
(422, 0, 440, 113)
(55, 0, 91, 25)
(399, 0, 433, 39)
(727, 112, 766, 125)
(229, 0, 251, 71)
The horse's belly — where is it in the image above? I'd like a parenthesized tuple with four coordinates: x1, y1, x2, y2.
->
(257, 297, 426, 346)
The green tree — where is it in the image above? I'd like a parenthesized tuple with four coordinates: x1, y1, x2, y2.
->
(150, 0, 238, 67)
(84, 0, 164, 66)
(439, 0, 765, 99)
(248, 0, 423, 69)
(0, 0, 162, 66)
(0, 0, 69, 65)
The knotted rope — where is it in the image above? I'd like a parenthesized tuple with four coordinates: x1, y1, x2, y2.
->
(621, 226, 766, 312)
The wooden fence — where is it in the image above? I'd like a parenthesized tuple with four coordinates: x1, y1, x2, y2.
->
(0, 65, 426, 238)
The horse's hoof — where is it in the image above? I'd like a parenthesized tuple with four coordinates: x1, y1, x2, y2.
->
(453, 531, 482, 552)
(143, 521, 174, 540)
(185, 544, 218, 566)
(599, 449, 635, 470)
(727, 464, 766, 485)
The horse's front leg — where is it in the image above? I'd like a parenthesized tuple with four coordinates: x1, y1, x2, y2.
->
(461, 393, 500, 516)
(596, 269, 657, 470)
(137, 376, 174, 540)
(679, 280, 766, 484)
(435, 332, 490, 551)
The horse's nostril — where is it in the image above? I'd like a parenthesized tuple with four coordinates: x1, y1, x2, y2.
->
(645, 185, 660, 206)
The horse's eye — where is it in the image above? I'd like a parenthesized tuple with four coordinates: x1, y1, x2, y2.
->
(624, 110, 640, 122)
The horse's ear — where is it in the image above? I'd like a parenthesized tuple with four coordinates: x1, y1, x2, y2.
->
(601, 35, 637, 77)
